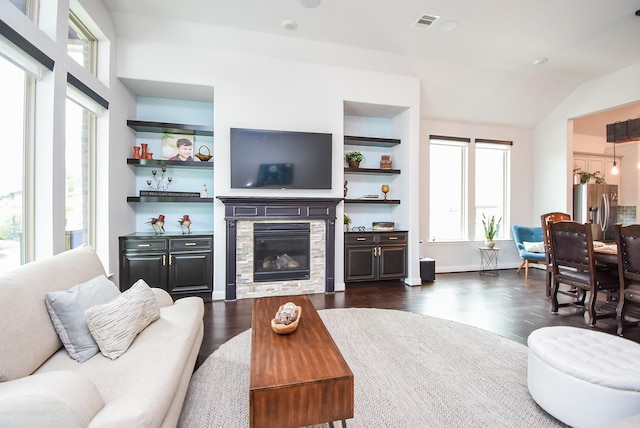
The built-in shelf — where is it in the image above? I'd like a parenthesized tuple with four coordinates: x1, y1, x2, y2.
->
(127, 120, 213, 136)
(127, 196, 214, 203)
(127, 158, 213, 169)
(344, 135, 401, 147)
(344, 199, 400, 205)
(344, 167, 400, 175)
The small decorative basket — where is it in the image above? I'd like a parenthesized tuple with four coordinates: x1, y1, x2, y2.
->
(195, 146, 213, 162)
(271, 302, 302, 335)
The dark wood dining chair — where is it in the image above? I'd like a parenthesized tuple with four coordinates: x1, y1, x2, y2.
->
(549, 221, 619, 326)
(540, 212, 571, 297)
(614, 223, 640, 336)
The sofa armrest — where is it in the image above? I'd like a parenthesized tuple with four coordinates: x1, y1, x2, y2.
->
(0, 370, 104, 428)
(152, 287, 174, 307)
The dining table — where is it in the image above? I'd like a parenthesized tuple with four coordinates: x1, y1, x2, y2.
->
(593, 242, 618, 265)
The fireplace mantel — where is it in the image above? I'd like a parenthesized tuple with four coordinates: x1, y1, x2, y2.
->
(217, 196, 343, 300)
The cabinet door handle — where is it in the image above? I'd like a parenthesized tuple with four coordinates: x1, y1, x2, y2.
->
(356, 237, 366, 241)
(138, 243, 151, 247)
(388, 236, 398, 240)
(184, 242, 197, 246)
(162, 255, 166, 265)
(169, 255, 173, 265)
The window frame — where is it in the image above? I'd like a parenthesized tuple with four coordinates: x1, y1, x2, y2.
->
(429, 134, 512, 243)
(68, 11, 97, 75)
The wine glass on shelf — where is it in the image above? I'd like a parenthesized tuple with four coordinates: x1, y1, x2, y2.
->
(381, 184, 390, 200)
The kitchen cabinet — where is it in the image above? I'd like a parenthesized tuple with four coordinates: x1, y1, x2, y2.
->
(573, 152, 620, 186)
(119, 234, 213, 300)
(344, 231, 407, 282)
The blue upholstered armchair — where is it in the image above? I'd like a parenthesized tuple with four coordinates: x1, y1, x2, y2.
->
(512, 225, 546, 278)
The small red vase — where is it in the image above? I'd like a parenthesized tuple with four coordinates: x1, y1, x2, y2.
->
(133, 146, 141, 159)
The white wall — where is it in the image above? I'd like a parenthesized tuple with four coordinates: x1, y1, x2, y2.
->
(115, 36, 422, 299)
(534, 63, 640, 220)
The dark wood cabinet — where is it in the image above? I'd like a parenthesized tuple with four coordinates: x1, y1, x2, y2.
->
(344, 231, 407, 282)
(119, 234, 213, 300)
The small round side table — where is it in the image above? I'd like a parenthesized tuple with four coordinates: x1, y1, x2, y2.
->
(479, 246, 500, 276)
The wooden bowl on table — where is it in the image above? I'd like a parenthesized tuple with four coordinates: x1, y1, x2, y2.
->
(271, 302, 302, 335)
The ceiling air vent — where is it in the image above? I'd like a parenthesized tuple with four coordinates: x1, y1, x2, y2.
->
(412, 14, 440, 30)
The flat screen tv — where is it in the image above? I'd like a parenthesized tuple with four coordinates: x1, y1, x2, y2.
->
(230, 128, 333, 189)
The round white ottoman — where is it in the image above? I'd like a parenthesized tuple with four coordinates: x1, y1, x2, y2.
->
(528, 326, 640, 428)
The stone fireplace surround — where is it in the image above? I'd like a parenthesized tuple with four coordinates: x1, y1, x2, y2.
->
(217, 197, 342, 300)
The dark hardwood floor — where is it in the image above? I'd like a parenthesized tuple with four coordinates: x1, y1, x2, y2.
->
(197, 268, 640, 367)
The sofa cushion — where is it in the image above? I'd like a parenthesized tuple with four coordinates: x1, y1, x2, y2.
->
(0, 370, 104, 428)
(45, 275, 121, 362)
(85, 279, 160, 360)
(0, 245, 107, 382)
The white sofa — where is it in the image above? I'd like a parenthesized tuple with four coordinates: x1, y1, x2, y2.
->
(0, 245, 205, 427)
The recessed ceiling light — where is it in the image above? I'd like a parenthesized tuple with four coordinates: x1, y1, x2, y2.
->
(533, 57, 549, 65)
(437, 20, 458, 33)
(300, 0, 321, 8)
(281, 20, 298, 31)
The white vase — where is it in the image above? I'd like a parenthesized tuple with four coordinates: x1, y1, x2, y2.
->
(484, 240, 495, 248)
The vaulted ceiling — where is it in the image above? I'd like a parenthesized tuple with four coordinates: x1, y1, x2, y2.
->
(103, 0, 640, 130)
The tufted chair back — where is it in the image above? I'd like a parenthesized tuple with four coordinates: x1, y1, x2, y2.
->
(550, 221, 591, 269)
(614, 223, 640, 335)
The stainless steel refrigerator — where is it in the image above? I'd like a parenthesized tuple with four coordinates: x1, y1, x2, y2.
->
(573, 183, 618, 242)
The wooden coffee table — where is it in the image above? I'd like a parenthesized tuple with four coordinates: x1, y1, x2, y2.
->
(250, 295, 354, 428)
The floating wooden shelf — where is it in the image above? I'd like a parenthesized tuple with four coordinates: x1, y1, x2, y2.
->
(127, 120, 213, 136)
(344, 135, 401, 147)
(127, 158, 213, 169)
(344, 199, 400, 205)
(127, 197, 214, 203)
(344, 167, 400, 175)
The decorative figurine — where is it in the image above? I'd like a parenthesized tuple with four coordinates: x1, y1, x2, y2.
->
(178, 214, 192, 234)
(381, 184, 390, 200)
(146, 214, 165, 234)
(201, 184, 208, 198)
(344, 180, 348, 197)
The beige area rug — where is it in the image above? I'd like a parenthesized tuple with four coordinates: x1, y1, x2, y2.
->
(178, 308, 565, 427)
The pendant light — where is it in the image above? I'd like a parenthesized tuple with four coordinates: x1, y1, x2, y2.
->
(611, 141, 619, 175)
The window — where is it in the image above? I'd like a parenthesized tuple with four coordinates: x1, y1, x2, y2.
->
(67, 12, 97, 74)
(429, 135, 511, 242)
(474, 140, 511, 240)
(65, 98, 96, 250)
(429, 136, 469, 241)
(9, 0, 38, 21)
(0, 56, 27, 273)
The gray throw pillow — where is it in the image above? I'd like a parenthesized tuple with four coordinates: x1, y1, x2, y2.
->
(45, 275, 121, 362)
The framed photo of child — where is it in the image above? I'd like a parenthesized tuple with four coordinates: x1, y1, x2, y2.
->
(161, 134, 200, 161)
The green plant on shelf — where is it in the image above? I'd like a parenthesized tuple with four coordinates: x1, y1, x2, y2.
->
(345, 151, 364, 162)
(573, 168, 606, 184)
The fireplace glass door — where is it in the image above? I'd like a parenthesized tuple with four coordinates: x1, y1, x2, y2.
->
(253, 223, 310, 282)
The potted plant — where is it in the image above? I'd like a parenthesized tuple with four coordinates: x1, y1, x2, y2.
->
(481, 214, 502, 248)
(573, 168, 606, 184)
(344, 214, 352, 232)
(345, 151, 364, 168)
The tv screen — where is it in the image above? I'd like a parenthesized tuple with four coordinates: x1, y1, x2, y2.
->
(230, 128, 333, 189)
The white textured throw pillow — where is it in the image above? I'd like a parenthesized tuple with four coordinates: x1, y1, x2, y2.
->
(45, 275, 121, 362)
(85, 279, 160, 360)
(523, 241, 546, 253)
